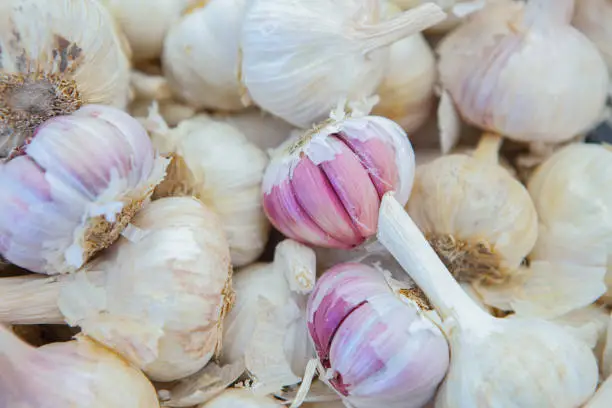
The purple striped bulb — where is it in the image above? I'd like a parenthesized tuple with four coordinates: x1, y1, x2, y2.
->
(307, 263, 449, 408)
(0, 105, 169, 274)
(262, 113, 415, 249)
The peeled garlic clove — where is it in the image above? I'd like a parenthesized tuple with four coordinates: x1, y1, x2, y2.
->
(438, 0, 610, 144)
(163, 0, 248, 111)
(215, 109, 296, 151)
(241, 0, 446, 128)
(0, 0, 131, 154)
(0, 327, 160, 408)
(0, 105, 168, 274)
(573, 0, 612, 75)
(198, 388, 283, 408)
(262, 106, 415, 249)
(307, 263, 449, 408)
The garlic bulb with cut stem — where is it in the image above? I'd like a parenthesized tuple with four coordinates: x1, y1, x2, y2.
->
(573, 0, 612, 76)
(0, 105, 168, 275)
(377, 194, 599, 408)
(0, 197, 233, 382)
(0, 0, 131, 155)
(214, 109, 296, 151)
(0, 326, 160, 408)
(144, 107, 270, 266)
(163, 0, 248, 111)
(198, 389, 283, 408)
(241, 0, 446, 128)
(222, 239, 316, 394)
(438, 0, 609, 144)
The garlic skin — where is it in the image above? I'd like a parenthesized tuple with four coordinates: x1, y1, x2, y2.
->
(145, 109, 270, 266)
(307, 263, 449, 408)
(0, 0, 131, 155)
(262, 105, 415, 249)
(199, 389, 282, 408)
(573, 0, 612, 75)
(585, 375, 612, 408)
(222, 240, 316, 394)
(0, 327, 160, 408)
(241, 0, 446, 128)
(438, 0, 610, 143)
(163, 0, 248, 111)
(215, 109, 296, 151)
(0, 105, 168, 275)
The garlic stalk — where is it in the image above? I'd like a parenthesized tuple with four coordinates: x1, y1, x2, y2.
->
(377, 194, 599, 408)
(0, 325, 160, 408)
(0, 197, 233, 382)
(438, 0, 609, 144)
(240, 0, 446, 128)
(222, 239, 316, 394)
(573, 0, 612, 76)
(214, 109, 296, 151)
(306, 262, 449, 408)
(198, 388, 283, 408)
(144, 107, 270, 266)
(0, 0, 131, 156)
(0, 105, 168, 274)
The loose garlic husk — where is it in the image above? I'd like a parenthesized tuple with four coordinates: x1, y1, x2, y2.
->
(198, 389, 283, 408)
(573, 0, 612, 77)
(214, 109, 296, 151)
(0, 105, 168, 274)
(240, 0, 446, 128)
(222, 240, 316, 394)
(0, 0, 131, 155)
(163, 0, 248, 111)
(0, 197, 233, 381)
(378, 195, 599, 408)
(0, 326, 160, 408)
(438, 0, 610, 144)
(143, 107, 270, 266)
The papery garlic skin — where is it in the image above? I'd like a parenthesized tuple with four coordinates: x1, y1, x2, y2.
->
(0, 328, 160, 408)
(163, 0, 248, 111)
(199, 389, 282, 408)
(0, 105, 168, 274)
(438, 0, 610, 143)
(0, 0, 131, 154)
(573, 0, 612, 75)
(263, 109, 415, 249)
(308, 263, 449, 408)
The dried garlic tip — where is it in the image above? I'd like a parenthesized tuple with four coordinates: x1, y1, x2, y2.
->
(0, 0, 131, 156)
(573, 0, 612, 76)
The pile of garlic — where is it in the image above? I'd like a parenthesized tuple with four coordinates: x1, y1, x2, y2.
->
(2, 0, 612, 407)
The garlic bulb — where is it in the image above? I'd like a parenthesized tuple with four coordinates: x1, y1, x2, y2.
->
(0, 0, 131, 155)
(378, 194, 599, 408)
(215, 109, 296, 151)
(241, 0, 446, 128)
(262, 103, 415, 249)
(438, 0, 610, 144)
(163, 0, 248, 111)
(585, 376, 612, 408)
(100, 0, 193, 62)
(199, 389, 282, 408)
(573, 0, 612, 75)
(144, 108, 270, 266)
(307, 262, 449, 408)
(0, 326, 160, 408)
(0, 105, 168, 274)
(222, 240, 316, 394)
(0, 197, 233, 381)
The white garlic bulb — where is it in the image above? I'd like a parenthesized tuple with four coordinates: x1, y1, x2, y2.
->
(144, 107, 270, 266)
(222, 240, 316, 394)
(585, 376, 612, 408)
(241, 0, 446, 128)
(163, 0, 248, 111)
(0, 0, 131, 154)
(438, 0, 610, 144)
(100, 0, 194, 62)
(214, 109, 296, 151)
(199, 389, 282, 408)
(573, 0, 612, 75)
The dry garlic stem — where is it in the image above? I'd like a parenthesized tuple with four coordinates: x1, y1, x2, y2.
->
(438, 0, 609, 144)
(0, 0, 131, 156)
(378, 194, 599, 408)
(0, 197, 233, 381)
(0, 326, 160, 408)
(573, 0, 612, 75)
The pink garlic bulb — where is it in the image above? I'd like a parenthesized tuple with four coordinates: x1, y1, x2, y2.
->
(307, 263, 449, 408)
(262, 106, 415, 249)
(0, 105, 168, 274)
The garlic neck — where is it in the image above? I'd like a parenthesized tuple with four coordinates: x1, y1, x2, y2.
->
(0, 275, 66, 325)
(472, 132, 502, 166)
(524, 0, 575, 26)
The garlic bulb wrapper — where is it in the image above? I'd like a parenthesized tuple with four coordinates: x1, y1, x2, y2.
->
(0, 0, 131, 156)
(222, 240, 316, 393)
(163, 0, 248, 111)
(0, 197, 233, 381)
(215, 109, 296, 151)
(262, 106, 415, 249)
(307, 263, 449, 408)
(377, 194, 599, 408)
(241, 0, 446, 128)
(199, 388, 283, 408)
(0, 105, 168, 274)
(145, 110, 270, 266)
(573, 0, 612, 75)
(437, 0, 609, 143)
(0, 326, 160, 408)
